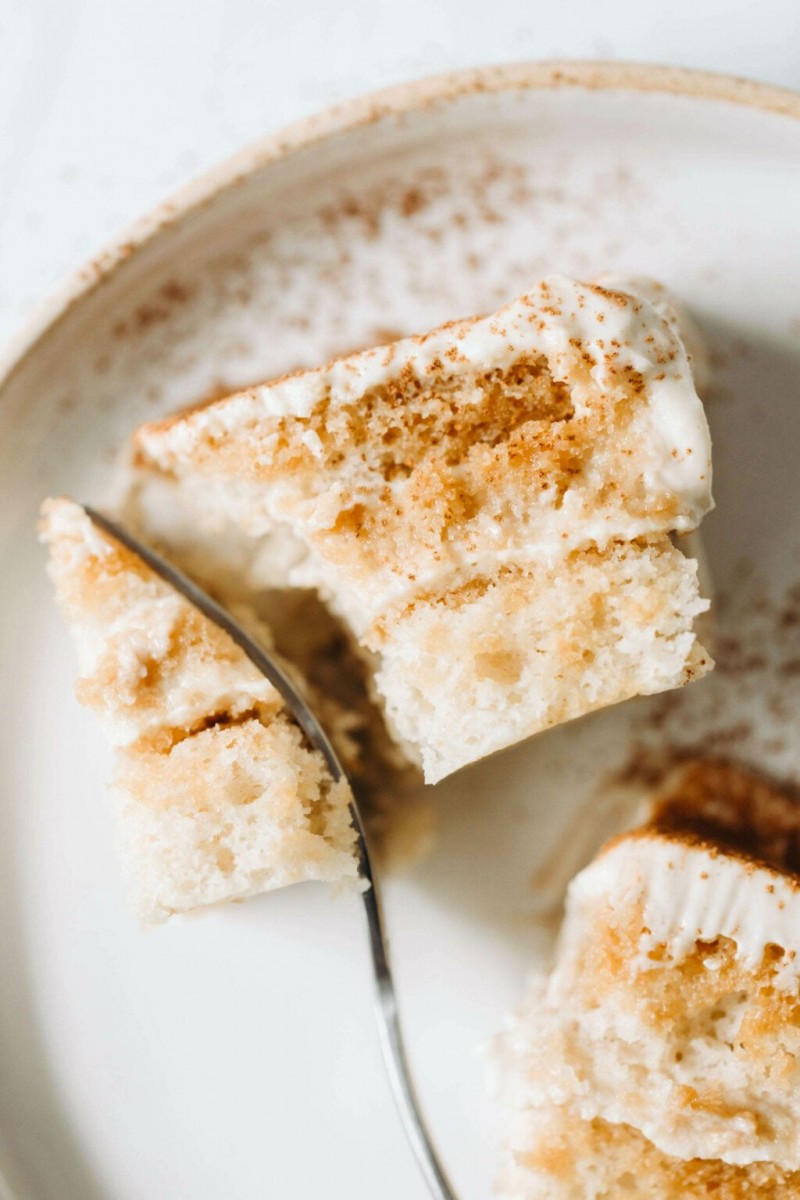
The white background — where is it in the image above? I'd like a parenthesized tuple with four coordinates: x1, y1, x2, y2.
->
(1, 0, 800, 353)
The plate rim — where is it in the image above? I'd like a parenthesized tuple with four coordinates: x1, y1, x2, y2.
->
(1, 58, 799, 396)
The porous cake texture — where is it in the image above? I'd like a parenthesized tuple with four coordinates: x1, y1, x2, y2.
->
(41, 498, 359, 922)
(496, 760, 800, 1198)
(133, 276, 714, 781)
(501, 1105, 800, 1200)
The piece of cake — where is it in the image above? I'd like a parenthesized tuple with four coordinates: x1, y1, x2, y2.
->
(496, 760, 800, 1198)
(40, 498, 359, 922)
(132, 276, 714, 782)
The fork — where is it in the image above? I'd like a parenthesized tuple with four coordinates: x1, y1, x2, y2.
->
(83, 506, 458, 1200)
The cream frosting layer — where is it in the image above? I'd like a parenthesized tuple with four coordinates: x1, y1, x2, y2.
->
(43, 499, 280, 747)
(555, 833, 800, 992)
(136, 275, 713, 634)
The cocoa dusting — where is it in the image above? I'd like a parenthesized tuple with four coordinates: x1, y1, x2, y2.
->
(614, 565, 800, 795)
(648, 759, 800, 880)
(111, 279, 196, 340)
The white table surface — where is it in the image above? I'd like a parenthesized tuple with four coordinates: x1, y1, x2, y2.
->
(1, 0, 800, 355)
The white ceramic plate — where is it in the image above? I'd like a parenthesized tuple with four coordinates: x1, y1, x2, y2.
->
(3, 62, 800, 1200)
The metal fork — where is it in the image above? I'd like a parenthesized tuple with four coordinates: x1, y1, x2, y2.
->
(83, 506, 457, 1200)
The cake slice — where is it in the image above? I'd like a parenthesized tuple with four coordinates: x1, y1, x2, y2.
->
(133, 276, 714, 782)
(496, 760, 800, 1198)
(40, 498, 359, 922)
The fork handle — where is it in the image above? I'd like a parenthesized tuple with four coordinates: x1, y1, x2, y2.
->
(355, 828, 458, 1200)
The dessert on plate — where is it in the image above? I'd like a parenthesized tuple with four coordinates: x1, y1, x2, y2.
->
(132, 274, 714, 782)
(43, 274, 714, 918)
(41, 498, 359, 922)
(496, 760, 800, 1198)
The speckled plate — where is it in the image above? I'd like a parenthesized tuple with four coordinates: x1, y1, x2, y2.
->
(2, 62, 800, 1200)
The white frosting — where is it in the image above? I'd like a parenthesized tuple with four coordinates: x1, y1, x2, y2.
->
(598, 273, 712, 397)
(43, 494, 112, 558)
(43, 500, 278, 746)
(138, 276, 714, 632)
(556, 834, 800, 991)
(147, 275, 711, 523)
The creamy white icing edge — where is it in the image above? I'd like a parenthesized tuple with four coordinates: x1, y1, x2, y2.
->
(43, 500, 278, 745)
(555, 835, 800, 991)
(139, 275, 713, 531)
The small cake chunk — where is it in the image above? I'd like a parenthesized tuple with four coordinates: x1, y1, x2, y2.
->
(133, 276, 714, 781)
(41, 497, 358, 922)
(496, 761, 800, 1198)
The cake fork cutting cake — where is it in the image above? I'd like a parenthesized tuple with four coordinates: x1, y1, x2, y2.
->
(41, 498, 360, 922)
(42, 275, 714, 918)
(496, 760, 800, 1198)
(132, 275, 714, 782)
